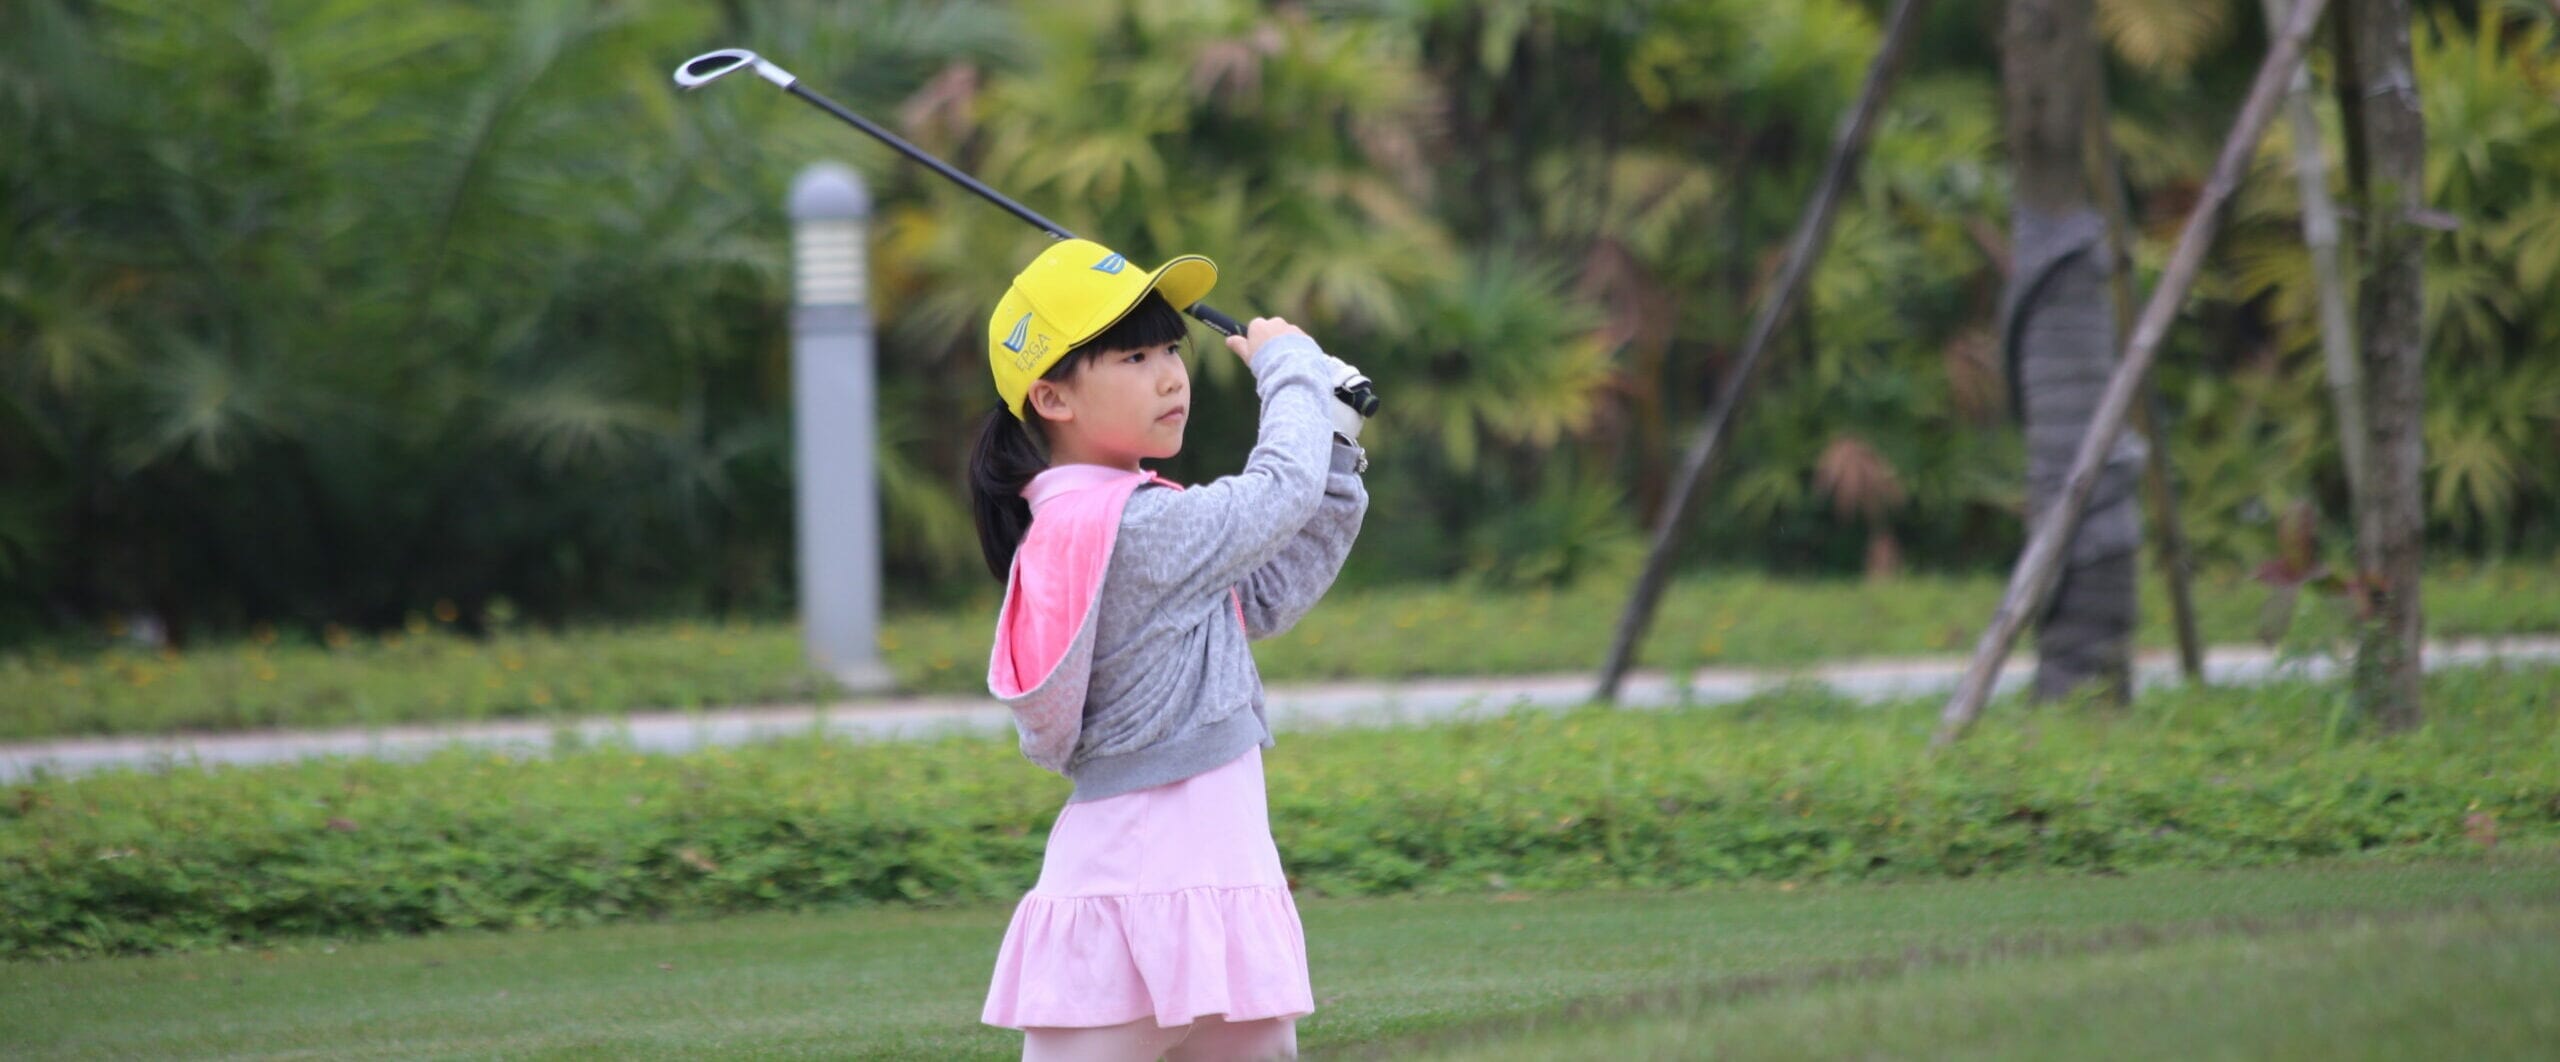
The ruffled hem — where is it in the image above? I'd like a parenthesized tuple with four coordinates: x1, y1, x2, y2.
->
(981, 883, 1315, 1029)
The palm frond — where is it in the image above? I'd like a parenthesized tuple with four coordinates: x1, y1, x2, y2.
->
(115, 337, 288, 473)
(2095, 0, 2233, 77)
(489, 368, 680, 472)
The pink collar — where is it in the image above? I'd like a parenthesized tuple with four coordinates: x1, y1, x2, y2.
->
(1025, 464, 1163, 516)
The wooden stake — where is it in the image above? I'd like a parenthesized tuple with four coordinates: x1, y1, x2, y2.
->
(1594, 0, 1931, 702)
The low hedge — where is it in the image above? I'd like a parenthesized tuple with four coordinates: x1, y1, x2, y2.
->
(5, 666, 2555, 959)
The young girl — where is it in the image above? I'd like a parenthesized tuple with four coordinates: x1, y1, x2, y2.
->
(970, 238, 1369, 1062)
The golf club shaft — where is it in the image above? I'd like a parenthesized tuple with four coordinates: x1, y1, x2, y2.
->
(767, 68, 1380, 417)
(784, 82, 1072, 241)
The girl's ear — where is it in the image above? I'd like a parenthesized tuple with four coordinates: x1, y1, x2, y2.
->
(1028, 380, 1075, 423)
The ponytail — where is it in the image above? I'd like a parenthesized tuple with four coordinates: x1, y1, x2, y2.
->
(970, 406, 1047, 580)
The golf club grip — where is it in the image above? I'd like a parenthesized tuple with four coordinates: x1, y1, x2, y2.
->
(1187, 302, 1245, 338)
(1187, 303, 1382, 419)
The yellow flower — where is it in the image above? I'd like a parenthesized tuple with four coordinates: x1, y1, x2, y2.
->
(433, 600, 460, 623)
(323, 625, 352, 650)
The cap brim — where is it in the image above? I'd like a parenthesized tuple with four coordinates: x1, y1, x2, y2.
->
(1146, 255, 1217, 316)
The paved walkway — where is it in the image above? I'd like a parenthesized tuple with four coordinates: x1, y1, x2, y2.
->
(6, 636, 2557, 782)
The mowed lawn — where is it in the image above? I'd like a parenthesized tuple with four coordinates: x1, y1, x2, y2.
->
(4, 856, 2553, 1059)
(1418, 900, 2560, 1060)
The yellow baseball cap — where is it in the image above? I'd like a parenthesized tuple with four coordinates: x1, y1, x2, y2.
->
(988, 238, 1217, 421)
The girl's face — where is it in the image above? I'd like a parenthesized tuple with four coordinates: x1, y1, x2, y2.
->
(1027, 338, 1190, 470)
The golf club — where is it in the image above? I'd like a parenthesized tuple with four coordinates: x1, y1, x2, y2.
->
(674, 47, 1380, 418)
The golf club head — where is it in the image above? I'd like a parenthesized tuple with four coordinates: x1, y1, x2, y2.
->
(674, 48, 794, 91)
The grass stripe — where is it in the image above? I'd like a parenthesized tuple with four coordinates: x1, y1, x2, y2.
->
(1419, 899, 2560, 1059)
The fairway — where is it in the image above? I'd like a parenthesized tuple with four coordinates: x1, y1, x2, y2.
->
(5, 856, 2553, 1059)
(1416, 901, 2560, 1060)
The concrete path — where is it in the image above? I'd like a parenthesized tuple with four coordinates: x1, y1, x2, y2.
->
(6, 636, 2557, 783)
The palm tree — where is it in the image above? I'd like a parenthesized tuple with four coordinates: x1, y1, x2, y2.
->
(2000, 0, 2143, 702)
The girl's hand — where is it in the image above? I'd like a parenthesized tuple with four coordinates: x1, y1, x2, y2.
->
(1224, 316, 1307, 368)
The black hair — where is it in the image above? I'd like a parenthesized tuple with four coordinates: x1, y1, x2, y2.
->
(969, 290, 1192, 580)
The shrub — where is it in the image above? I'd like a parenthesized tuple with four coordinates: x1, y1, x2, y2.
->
(4, 667, 2554, 958)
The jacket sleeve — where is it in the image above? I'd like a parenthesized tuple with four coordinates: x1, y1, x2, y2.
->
(1110, 335, 1342, 600)
(1236, 440, 1367, 639)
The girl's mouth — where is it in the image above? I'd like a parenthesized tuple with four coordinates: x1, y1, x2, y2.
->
(1158, 408, 1188, 425)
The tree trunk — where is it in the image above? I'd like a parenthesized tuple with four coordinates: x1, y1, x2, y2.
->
(2001, 0, 2140, 703)
(2331, 0, 2427, 730)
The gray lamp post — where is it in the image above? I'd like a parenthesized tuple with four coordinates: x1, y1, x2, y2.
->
(790, 163, 894, 693)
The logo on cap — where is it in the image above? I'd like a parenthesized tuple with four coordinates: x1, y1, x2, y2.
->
(1092, 253, 1127, 275)
(1003, 312, 1033, 355)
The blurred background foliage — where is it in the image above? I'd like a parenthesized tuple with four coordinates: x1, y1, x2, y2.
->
(3, 0, 2556, 642)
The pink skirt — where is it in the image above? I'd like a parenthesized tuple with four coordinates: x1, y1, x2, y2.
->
(981, 745, 1315, 1029)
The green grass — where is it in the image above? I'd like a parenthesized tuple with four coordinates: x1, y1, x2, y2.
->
(7, 562, 2560, 740)
(1419, 900, 2560, 1060)
(4, 857, 2553, 1059)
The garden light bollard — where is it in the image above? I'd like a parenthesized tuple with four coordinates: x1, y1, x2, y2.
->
(791, 163, 894, 693)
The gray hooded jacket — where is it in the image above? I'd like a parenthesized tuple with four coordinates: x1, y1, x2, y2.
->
(987, 335, 1367, 802)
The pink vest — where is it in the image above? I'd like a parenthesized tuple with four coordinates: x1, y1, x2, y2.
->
(990, 465, 1162, 699)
